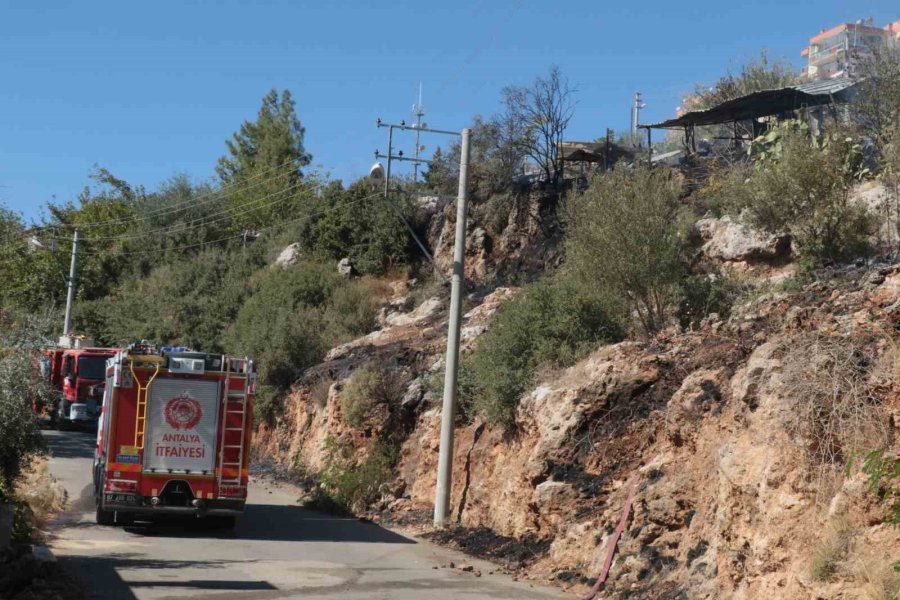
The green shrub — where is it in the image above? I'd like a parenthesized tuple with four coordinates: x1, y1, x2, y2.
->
(0, 314, 50, 493)
(727, 128, 874, 264)
(225, 262, 378, 392)
(325, 282, 378, 338)
(229, 300, 328, 389)
(678, 272, 747, 329)
(341, 368, 382, 428)
(75, 247, 262, 351)
(339, 365, 408, 428)
(852, 43, 900, 152)
(252, 385, 280, 424)
(318, 436, 397, 513)
(299, 180, 421, 275)
(692, 52, 798, 111)
(565, 167, 685, 336)
(462, 279, 621, 427)
(881, 124, 900, 256)
(862, 449, 900, 527)
(11, 501, 35, 543)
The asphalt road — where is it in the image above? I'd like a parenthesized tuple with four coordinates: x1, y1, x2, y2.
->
(43, 430, 566, 600)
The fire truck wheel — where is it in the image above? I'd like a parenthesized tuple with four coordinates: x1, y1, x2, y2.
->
(96, 505, 115, 526)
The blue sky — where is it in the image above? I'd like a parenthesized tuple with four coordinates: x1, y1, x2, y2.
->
(0, 0, 895, 222)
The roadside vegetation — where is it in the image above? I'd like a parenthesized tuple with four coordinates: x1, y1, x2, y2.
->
(0, 312, 82, 600)
(460, 279, 622, 426)
(726, 124, 873, 266)
(0, 312, 52, 495)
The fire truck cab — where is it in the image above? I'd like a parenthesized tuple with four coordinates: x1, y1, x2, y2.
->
(41, 336, 118, 429)
(94, 342, 255, 527)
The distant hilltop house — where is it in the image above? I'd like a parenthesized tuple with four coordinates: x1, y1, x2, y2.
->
(801, 16, 900, 80)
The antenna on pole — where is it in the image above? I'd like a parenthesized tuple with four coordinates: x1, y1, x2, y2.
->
(412, 83, 427, 182)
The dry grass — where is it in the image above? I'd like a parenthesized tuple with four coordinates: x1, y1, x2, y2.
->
(782, 333, 892, 469)
(310, 376, 334, 409)
(853, 556, 900, 600)
(14, 458, 66, 532)
(355, 275, 397, 304)
(810, 517, 854, 582)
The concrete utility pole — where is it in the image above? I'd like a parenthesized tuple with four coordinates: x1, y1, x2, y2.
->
(433, 128, 471, 527)
(62, 229, 79, 336)
(631, 92, 646, 146)
(412, 84, 426, 183)
(369, 122, 471, 526)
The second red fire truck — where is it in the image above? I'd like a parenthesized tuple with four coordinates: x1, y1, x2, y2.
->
(39, 337, 118, 429)
(93, 343, 255, 527)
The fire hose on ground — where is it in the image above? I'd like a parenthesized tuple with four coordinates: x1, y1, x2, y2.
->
(581, 476, 641, 600)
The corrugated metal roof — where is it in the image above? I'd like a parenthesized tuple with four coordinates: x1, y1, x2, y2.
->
(643, 77, 857, 130)
(794, 76, 854, 95)
(558, 140, 635, 163)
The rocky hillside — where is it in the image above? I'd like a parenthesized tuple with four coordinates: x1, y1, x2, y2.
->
(254, 183, 900, 599)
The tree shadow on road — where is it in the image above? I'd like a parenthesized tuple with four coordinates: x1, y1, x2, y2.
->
(122, 503, 416, 544)
(63, 553, 275, 600)
(42, 429, 96, 459)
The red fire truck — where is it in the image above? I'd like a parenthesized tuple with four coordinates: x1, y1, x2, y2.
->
(93, 343, 255, 527)
(40, 337, 119, 429)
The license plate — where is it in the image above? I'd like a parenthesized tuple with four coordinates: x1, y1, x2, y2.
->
(104, 493, 138, 505)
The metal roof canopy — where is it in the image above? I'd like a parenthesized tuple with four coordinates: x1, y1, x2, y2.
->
(641, 77, 858, 130)
(558, 140, 636, 163)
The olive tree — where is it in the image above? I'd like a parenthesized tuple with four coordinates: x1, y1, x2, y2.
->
(564, 168, 685, 336)
(728, 128, 873, 264)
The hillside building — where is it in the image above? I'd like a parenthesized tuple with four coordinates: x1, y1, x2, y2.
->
(801, 17, 900, 80)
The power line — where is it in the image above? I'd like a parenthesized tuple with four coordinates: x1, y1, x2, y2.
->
(380, 193, 447, 283)
(43, 157, 309, 231)
(40, 177, 323, 244)
(74, 190, 385, 257)
(432, 0, 524, 99)
(2, 169, 324, 247)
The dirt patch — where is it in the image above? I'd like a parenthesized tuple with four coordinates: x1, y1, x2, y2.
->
(378, 504, 432, 529)
(424, 526, 552, 569)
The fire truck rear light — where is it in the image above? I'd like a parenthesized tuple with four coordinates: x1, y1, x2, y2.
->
(105, 479, 137, 493)
(218, 486, 246, 499)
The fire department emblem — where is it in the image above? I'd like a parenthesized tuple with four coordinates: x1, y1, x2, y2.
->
(164, 392, 202, 430)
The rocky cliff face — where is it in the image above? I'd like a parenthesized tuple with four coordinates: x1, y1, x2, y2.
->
(254, 184, 900, 599)
(427, 187, 564, 287)
(254, 261, 899, 598)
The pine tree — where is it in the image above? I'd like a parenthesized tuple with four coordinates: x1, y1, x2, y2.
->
(216, 89, 312, 230)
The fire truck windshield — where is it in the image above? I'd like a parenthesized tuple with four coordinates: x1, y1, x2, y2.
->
(77, 356, 107, 380)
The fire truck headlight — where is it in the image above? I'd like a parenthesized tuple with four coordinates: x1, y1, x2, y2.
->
(150, 496, 160, 506)
(191, 499, 202, 508)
